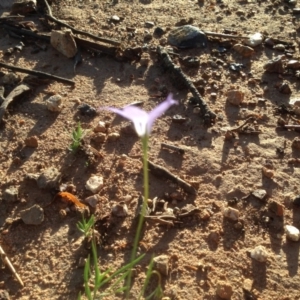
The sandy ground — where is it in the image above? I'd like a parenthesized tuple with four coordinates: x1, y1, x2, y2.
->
(1, 0, 300, 299)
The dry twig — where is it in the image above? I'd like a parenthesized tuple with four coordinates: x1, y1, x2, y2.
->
(148, 160, 197, 195)
(157, 46, 216, 125)
(0, 61, 75, 86)
(0, 245, 24, 286)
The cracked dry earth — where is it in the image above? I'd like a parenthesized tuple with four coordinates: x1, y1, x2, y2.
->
(1, 0, 300, 299)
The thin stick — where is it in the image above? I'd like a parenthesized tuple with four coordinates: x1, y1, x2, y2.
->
(0, 61, 75, 86)
(284, 125, 300, 129)
(148, 160, 197, 195)
(161, 142, 185, 154)
(0, 245, 24, 286)
(203, 31, 249, 39)
(42, 0, 120, 46)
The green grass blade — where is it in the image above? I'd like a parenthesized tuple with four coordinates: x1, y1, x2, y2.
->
(91, 240, 101, 287)
(77, 291, 81, 300)
(139, 256, 154, 298)
(99, 253, 145, 288)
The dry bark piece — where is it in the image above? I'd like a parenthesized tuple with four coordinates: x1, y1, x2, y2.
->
(0, 84, 31, 122)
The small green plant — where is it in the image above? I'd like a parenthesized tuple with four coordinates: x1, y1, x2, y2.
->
(77, 214, 95, 238)
(70, 122, 84, 152)
(77, 215, 145, 300)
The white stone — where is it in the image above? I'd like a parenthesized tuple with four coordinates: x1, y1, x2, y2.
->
(285, 225, 300, 242)
(250, 245, 268, 262)
(94, 121, 106, 133)
(223, 207, 239, 221)
(46, 95, 63, 112)
(85, 175, 103, 193)
(244, 32, 263, 47)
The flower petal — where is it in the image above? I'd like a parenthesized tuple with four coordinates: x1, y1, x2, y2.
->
(103, 106, 149, 137)
(147, 94, 178, 133)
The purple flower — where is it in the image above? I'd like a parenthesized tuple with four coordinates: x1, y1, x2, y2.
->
(103, 94, 178, 137)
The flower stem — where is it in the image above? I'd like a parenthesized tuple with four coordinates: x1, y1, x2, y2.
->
(126, 135, 149, 299)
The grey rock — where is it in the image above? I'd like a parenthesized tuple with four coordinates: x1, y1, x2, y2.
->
(85, 194, 101, 208)
(78, 103, 97, 117)
(20, 204, 44, 225)
(153, 254, 169, 276)
(168, 25, 207, 49)
(3, 186, 18, 202)
(37, 167, 61, 189)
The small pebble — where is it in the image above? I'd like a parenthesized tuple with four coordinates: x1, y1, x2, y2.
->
(46, 94, 63, 112)
(153, 254, 169, 276)
(25, 136, 38, 148)
(112, 202, 128, 217)
(111, 15, 120, 22)
(20, 204, 44, 225)
(250, 245, 268, 262)
(292, 137, 300, 149)
(145, 21, 155, 28)
(154, 27, 165, 36)
(37, 167, 61, 189)
(193, 107, 201, 114)
(94, 121, 106, 133)
(244, 32, 263, 47)
(268, 200, 284, 216)
(262, 167, 274, 178)
(78, 103, 97, 117)
(84, 194, 100, 208)
(85, 175, 103, 193)
(216, 281, 233, 299)
(226, 90, 244, 106)
(243, 278, 253, 292)
(279, 82, 291, 94)
(223, 207, 239, 221)
(293, 195, 300, 206)
(285, 225, 300, 241)
(78, 257, 86, 267)
(264, 56, 284, 73)
(232, 44, 254, 57)
(107, 132, 120, 141)
(273, 44, 286, 52)
(140, 52, 151, 66)
(3, 186, 18, 202)
(252, 189, 267, 201)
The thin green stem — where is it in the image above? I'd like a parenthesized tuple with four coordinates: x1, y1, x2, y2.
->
(126, 135, 149, 299)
